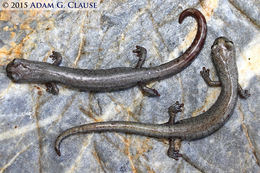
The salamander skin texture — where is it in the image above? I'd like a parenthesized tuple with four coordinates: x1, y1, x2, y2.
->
(6, 8, 206, 96)
(54, 37, 250, 157)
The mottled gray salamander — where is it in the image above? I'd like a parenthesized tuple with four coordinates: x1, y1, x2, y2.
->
(55, 37, 250, 158)
(6, 8, 206, 96)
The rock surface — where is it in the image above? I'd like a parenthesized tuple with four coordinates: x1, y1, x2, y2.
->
(0, 0, 259, 172)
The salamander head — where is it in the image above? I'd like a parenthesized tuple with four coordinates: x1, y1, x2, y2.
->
(211, 37, 235, 66)
(6, 59, 32, 82)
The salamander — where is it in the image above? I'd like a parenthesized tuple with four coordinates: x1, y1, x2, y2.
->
(6, 8, 206, 96)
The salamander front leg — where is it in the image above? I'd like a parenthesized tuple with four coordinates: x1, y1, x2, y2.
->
(200, 67, 221, 87)
(133, 46, 146, 68)
(133, 46, 160, 97)
(200, 67, 250, 99)
(166, 101, 184, 160)
(45, 51, 62, 95)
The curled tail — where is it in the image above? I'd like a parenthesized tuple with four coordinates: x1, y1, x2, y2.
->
(178, 8, 207, 60)
(157, 8, 207, 77)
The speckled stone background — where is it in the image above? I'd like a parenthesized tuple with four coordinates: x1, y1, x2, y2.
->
(0, 0, 259, 172)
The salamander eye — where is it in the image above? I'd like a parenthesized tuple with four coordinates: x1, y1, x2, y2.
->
(211, 44, 216, 49)
(226, 40, 233, 45)
(225, 40, 234, 51)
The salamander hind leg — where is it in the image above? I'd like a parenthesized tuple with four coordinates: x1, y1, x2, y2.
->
(46, 83, 59, 95)
(166, 101, 183, 160)
(167, 139, 182, 160)
(200, 67, 221, 87)
(45, 51, 63, 95)
(133, 46, 160, 97)
(238, 84, 250, 99)
(138, 84, 160, 97)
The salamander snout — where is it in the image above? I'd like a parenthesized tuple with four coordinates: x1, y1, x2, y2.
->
(211, 37, 234, 51)
(6, 59, 31, 82)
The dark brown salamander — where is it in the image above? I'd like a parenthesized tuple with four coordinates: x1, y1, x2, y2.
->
(6, 8, 206, 96)
(55, 37, 250, 158)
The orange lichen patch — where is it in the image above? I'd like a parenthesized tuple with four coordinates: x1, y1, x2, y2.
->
(79, 106, 103, 122)
(0, 42, 22, 59)
(10, 32, 16, 39)
(0, 47, 10, 58)
(20, 22, 33, 31)
(10, 42, 23, 57)
(145, 165, 155, 173)
(34, 85, 41, 90)
(91, 149, 106, 172)
(37, 91, 42, 95)
(123, 137, 130, 155)
(33, 85, 43, 95)
(126, 108, 139, 121)
(0, 11, 11, 21)
(123, 137, 137, 173)
(36, 17, 55, 31)
(200, 0, 219, 20)
(3, 25, 15, 33)
(30, 10, 40, 17)
(133, 138, 153, 160)
(25, 10, 40, 17)
(0, 32, 33, 60)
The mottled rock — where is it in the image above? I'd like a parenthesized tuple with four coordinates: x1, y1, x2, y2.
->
(0, 0, 259, 172)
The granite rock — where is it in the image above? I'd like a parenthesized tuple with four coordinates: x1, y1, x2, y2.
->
(0, 0, 259, 172)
